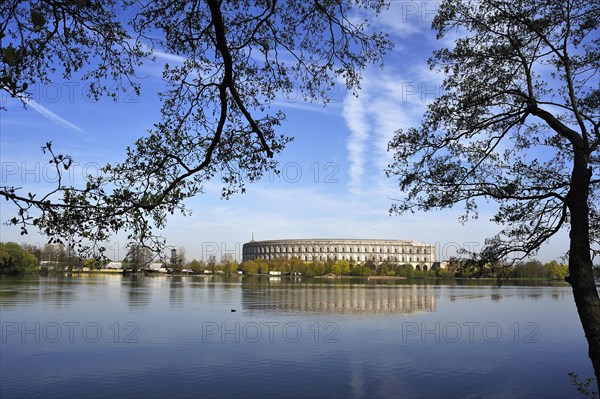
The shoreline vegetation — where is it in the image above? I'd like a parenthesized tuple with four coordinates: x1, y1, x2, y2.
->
(1, 241, 595, 282)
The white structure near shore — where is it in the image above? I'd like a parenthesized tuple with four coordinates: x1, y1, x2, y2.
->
(242, 239, 437, 270)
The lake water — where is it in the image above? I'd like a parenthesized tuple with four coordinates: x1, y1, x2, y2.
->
(0, 275, 595, 398)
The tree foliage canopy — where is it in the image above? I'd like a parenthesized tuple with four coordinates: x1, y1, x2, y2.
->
(387, 0, 599, 261)
(1, 0, 145, 100)
(0, 242, 39, 274)
(1, 0, 392, 254)
(386, 0, 600, 387)
(123, 242, 155, 272)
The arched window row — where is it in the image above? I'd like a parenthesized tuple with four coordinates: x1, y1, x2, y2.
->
(244, 243, 434, 262)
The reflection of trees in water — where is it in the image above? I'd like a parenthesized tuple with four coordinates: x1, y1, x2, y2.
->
(447, 285, 571, 303)
(0, 276, 76, 308)
(241, 284, 436, 315)
(548, 288, 570, 301)
(526, 293, 543, 301)
(40, 288, 74, 308)
(161, 275, 244, 307)
(170, 276, 185, 307)
(122, 275, 151, 308)
(518, 288, 570, 302)
(552, 292, 565, 301)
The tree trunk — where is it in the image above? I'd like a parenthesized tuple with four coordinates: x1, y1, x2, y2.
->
(567, 151, 600, 394)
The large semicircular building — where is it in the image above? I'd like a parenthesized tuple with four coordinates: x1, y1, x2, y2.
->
(242, 239, 436, 270)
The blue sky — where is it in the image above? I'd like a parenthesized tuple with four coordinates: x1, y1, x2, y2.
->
(0, 1, 570, 263)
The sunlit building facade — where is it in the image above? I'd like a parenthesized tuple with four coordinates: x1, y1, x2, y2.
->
(242, 239, 436, 269)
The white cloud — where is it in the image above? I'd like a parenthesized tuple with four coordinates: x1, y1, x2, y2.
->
(340, 56, 437, 197)
(342, 91, 371, 195)
(376, 0, 440, 38)
(22, 98, 91, 139)
(151, 49, 187, 64)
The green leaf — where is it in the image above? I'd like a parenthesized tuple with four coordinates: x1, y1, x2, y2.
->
(30, 10, 46, 29)
(2, 46, 17, 66)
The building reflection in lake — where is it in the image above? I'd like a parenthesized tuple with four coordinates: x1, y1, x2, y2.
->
(241, 284, 436, 315)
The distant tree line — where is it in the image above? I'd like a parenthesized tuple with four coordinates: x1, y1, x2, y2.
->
(0, 242, 590, 281)
(186, 254, 238, 275)
(0, 242, 39, 274)
(240, 256, 572, 280)
(0, 242, 83, 274)
(444, 257, 570, 280)
(239, 257, 441, 278)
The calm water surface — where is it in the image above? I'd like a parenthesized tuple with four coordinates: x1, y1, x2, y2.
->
(0, 275, 594, 398)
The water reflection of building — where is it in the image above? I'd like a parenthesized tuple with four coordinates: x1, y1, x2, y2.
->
(242, 285, 436, 314)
